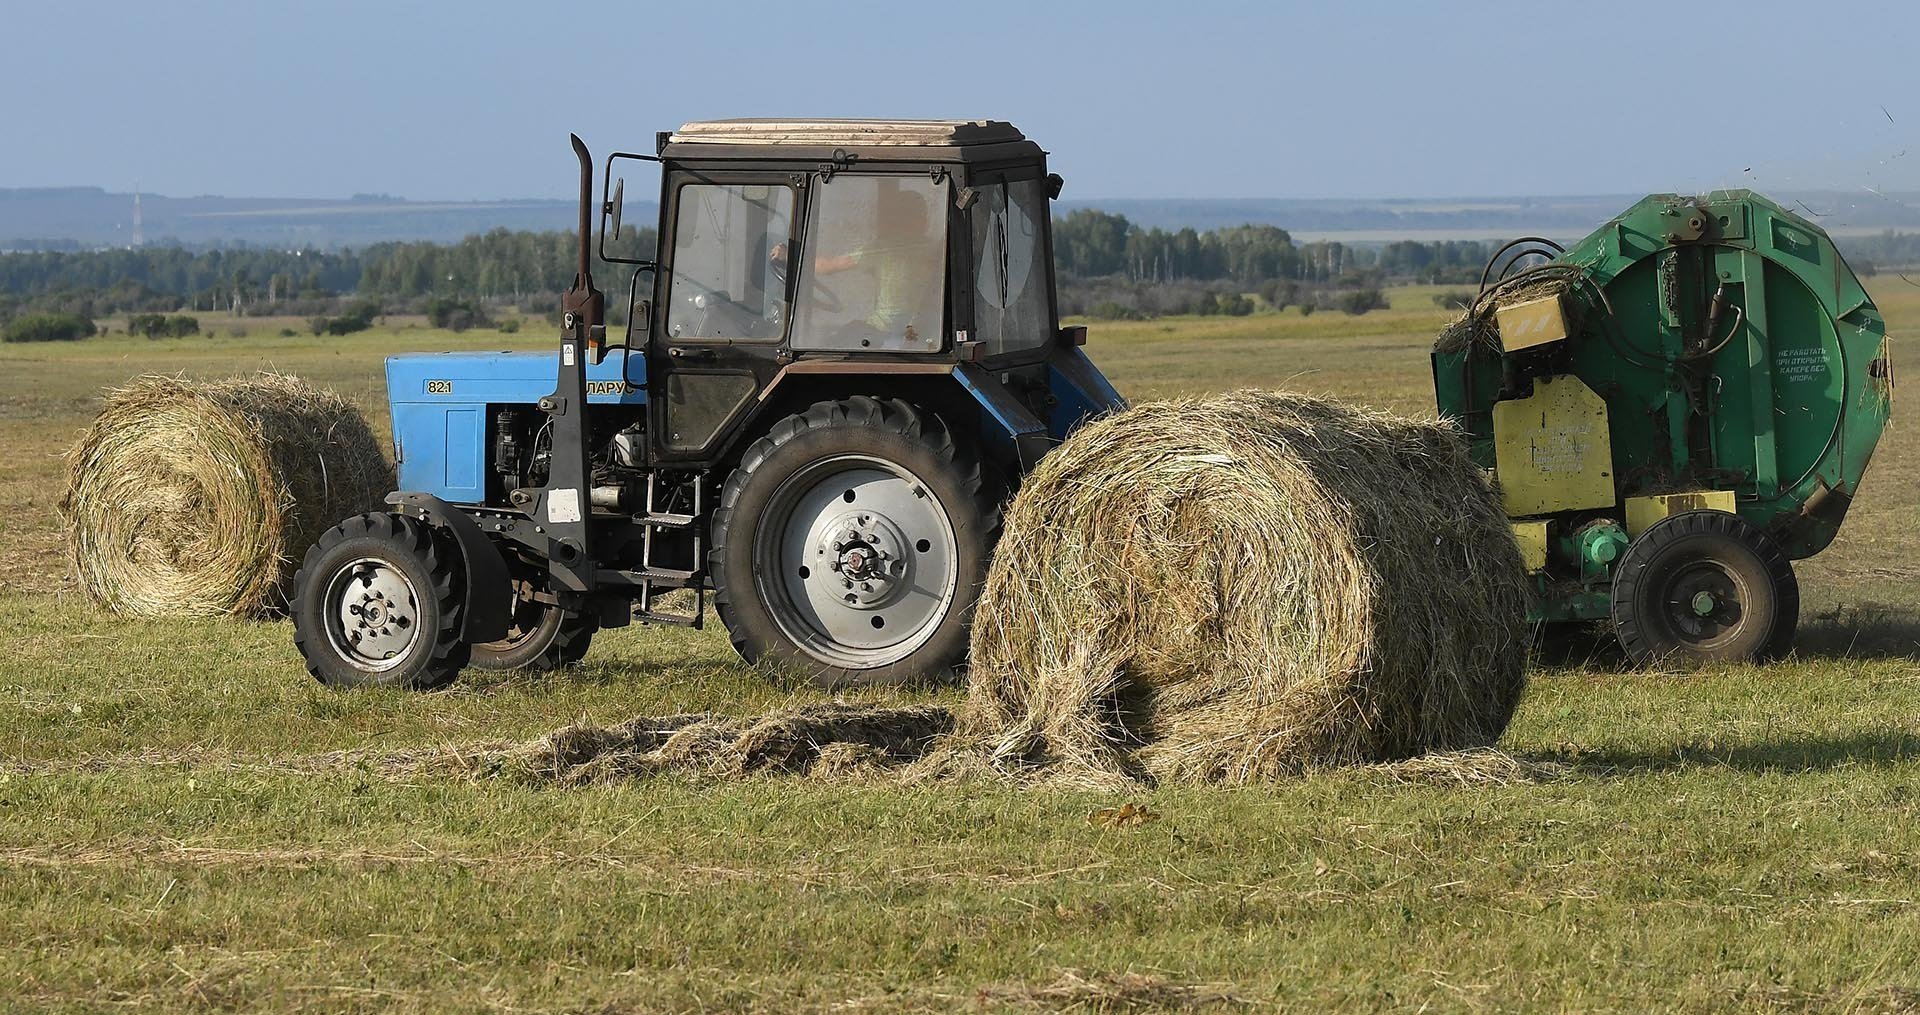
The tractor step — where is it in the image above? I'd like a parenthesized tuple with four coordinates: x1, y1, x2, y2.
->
(597, 566, 703, 590)
(634, 606, 702, 628)
(625, 469, 707, 631)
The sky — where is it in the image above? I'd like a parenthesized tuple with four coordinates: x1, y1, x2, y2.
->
(3, 0, 1917, 202)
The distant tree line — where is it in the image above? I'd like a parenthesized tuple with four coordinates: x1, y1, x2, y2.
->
(4, 213, 1914, 335)
(1834, 230, 1920, 275)
(1048, 209, 1517, 319)
(1051, 209, 1507, 285)
(0, 227, 658, 323)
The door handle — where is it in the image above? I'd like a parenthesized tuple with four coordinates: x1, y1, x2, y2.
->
(668, 347, 717, 361)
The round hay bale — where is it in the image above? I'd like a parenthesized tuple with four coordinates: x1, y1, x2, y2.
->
(962, 390, 1529, 786)
(62, 372, 391, 618)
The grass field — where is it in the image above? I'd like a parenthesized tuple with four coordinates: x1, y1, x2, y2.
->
(3, 286, 1919, 1013)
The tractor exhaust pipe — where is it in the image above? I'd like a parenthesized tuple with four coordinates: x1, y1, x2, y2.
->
(562, 134, 605, 363)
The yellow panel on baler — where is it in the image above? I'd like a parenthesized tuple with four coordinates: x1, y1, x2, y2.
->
(1494, 292, 1569, 352)
(1624, 490, 1737, 537)
(1491, 374, 1615, 517)
(1510, 520, 1549, 572)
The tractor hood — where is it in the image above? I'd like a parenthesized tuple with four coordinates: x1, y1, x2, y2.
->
(386, 349, 646, 407)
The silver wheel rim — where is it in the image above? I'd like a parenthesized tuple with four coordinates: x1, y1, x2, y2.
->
(753, 453, 959, 669)
(323, 556, 423, 673)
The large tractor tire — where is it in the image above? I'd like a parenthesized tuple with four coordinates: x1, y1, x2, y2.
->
(1611, 510, 1799, 666)
(290, 513, 471, 690)
(469, 564, 596, 672)
(711, 396, 996, 689)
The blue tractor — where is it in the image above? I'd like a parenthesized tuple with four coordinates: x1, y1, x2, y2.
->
(289, 120, 1125, 689)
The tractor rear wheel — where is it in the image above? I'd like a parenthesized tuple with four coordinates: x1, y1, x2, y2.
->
(711, 397, 995, 688)
(1611, 510, 1799, 666)
(291, 513, 470, 690)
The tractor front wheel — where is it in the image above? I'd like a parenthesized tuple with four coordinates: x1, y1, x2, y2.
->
(291, 513, 471, 690)
(1610, 510, 1799, 666)
(711, 397, 995, 688)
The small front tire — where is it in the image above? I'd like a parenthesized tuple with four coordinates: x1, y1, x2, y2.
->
(291, 513, 470, 690)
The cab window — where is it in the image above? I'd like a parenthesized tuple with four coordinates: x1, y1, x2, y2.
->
(792, 175, 948, 352)
(971, 177, 1051, 357)
(666, 181, 793, 342)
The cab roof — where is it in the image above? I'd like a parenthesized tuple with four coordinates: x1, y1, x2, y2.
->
(660, 118, 1042, 165)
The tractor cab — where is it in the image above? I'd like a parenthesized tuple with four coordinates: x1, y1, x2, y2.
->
(297, 121, 1125, 691)
(603, 119, 1101, 466)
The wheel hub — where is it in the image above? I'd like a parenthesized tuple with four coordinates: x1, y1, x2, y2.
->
(325, 558, 421, 671)
(1664, 562, 1744, 643)
(757, 455, 960, 668)
(819, 510, 909, 608)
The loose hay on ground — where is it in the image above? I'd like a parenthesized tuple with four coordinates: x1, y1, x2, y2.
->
(1356, 748, 1566, 787)
(61, 372, 390, 617)
(492, 703, 954, 786)
(959, 390, 1530, 786)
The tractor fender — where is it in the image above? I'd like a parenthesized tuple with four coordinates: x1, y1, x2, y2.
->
(750, 361, 1052, 471)
(1047, 344, 1128, 437)
(951, 363, 1052, 469)
(384, 492, 513, 644)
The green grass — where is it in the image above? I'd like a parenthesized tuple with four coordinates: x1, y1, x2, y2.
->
(3, 289, 1920, 1012)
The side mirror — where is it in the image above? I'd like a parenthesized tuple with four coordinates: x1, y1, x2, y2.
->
(599, 152, 660, 265)
(607, 178, 625, 245)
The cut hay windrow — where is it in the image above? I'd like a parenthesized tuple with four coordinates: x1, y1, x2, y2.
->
(958, 390, 1530, 787)
(62, 373, 391, 618)
(491, 703, 955, 786)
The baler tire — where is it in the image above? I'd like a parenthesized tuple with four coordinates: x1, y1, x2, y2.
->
(291, 513, 471, 690)
(1611, 510, 1798, 666)
(710, 396, 997, 689)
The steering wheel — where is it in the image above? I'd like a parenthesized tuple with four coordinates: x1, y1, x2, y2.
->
(769, 245, 845, 315)
(806, 279, 845, 315)
(669, 277, 735, 338)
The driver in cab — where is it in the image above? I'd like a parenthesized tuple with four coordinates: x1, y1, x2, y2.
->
(769, 186, 937, 347)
